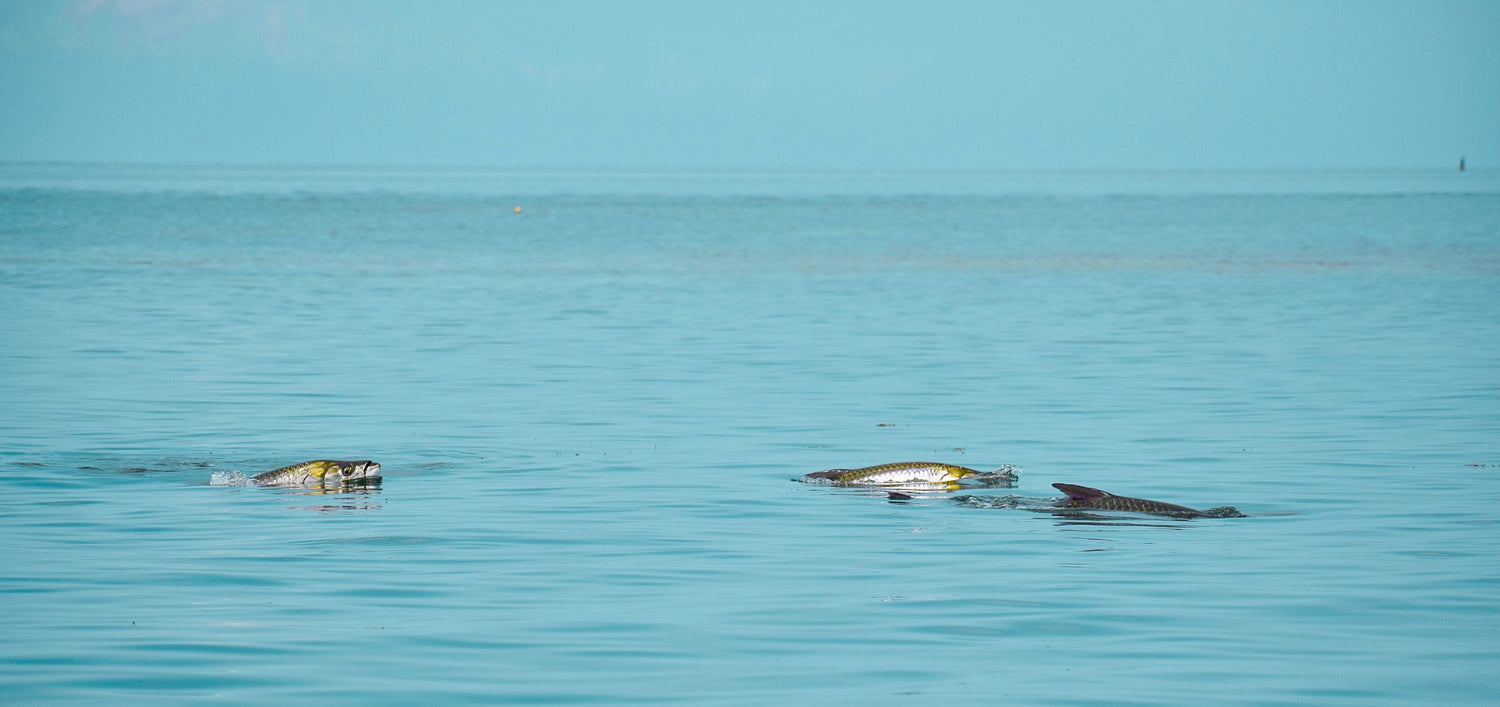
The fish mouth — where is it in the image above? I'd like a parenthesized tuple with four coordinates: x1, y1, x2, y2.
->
(340, 476, 382, 488)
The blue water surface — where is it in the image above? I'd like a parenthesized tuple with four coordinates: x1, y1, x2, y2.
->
(2, 165, 1498, 705)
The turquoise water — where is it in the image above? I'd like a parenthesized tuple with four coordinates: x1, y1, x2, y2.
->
(2, 165, 1497, 705)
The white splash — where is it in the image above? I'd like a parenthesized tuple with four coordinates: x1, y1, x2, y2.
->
(210, 470, 251, 487)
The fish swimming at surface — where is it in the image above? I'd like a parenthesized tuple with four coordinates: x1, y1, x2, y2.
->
(251, 460, 381, 488)
(1051, 483, 1245, 518)
(800, 461, 1018, 490)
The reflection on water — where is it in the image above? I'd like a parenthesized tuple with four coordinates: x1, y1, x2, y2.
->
(278, 481, 383, 513)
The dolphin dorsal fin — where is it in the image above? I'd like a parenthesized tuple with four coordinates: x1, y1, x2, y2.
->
(1053, 483, 1110, 501)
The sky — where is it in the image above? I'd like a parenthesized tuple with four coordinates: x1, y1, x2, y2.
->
(1, 0, 1496, 170)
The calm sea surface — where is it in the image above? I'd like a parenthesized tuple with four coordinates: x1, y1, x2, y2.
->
(2, 164, 1497, 705)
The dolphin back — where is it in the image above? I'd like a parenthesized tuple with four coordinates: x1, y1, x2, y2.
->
(1051, 482, 1229, 518)
(1053, 483, 1110, 501)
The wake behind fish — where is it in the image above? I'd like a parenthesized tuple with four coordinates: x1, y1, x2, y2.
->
(210, 470, 252, 487)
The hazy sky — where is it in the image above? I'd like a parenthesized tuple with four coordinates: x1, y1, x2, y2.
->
(1, 0, 1496, 170)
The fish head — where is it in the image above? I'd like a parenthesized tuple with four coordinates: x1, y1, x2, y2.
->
(326, 460, 380, 484)
(295, 460, 380, 486)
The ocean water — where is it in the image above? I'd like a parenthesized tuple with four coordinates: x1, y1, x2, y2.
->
(1, 164, 1497, 705)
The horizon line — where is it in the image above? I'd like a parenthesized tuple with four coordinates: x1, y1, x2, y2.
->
(0, 159, 1488, 174)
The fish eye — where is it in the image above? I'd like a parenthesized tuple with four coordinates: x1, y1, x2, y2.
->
(340, 466, 355, 476)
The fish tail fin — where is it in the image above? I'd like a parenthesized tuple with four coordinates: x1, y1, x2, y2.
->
(1052, 483, 1111, 501)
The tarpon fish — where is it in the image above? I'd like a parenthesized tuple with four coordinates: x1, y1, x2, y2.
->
(251, 460, 381, 488)
(1052, 483, 1244, 518)
(802, 462, 1018, 490)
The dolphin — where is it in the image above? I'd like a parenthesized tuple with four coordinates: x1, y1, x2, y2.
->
(1052, 483, 1245, 518)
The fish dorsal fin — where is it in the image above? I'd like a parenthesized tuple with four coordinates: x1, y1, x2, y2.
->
(1052, 483, 1110, 501)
